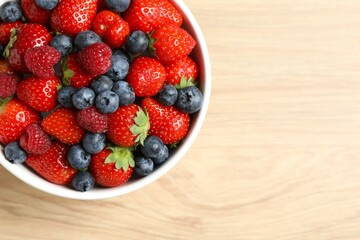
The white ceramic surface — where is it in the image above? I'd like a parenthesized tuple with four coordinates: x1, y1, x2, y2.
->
(0, 0, 211, 200)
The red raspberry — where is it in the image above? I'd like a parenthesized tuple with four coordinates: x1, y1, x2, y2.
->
(77, 42, 112, 76)
(20, 124, 51, 155)
(24, 46, 61, 78)
(76, 106, 108, 133)
(0, 73, 19, 98)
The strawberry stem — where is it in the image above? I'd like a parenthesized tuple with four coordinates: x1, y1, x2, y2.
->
(105, 146, 135, 171)
(3, 28, 17, 59)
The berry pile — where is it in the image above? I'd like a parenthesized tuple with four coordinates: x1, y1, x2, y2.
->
(0, 0, 203, 192)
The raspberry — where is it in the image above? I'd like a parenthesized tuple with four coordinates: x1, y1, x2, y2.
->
(77, 42, 112, 76)
(76, 106, 108, 133)
(0, 73, 19, 98)
(20, 124, 51, 155)
(24, 46, 61, 78)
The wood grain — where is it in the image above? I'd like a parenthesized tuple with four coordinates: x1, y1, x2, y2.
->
(3, 0, 360, 239)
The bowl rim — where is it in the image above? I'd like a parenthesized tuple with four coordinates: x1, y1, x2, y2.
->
(0, 0, 212, 200)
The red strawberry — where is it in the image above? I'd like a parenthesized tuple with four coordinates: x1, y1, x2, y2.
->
(62, 54, 96, 88)
(77, 42, 112, 76)
(21, 0, 51, 26)
(0, 98, 40, 145)
(76, 106, 108, 133)
(0, 21, 22, 46)
(51, 0, 97, 37)
(89, 147, 134, 187)
(126, 56, 166, 97)
(123, 0, 183, 32)
(24, 46, 61, 78)
(5, 24, 52, 73)
(165, 56, 198, 85)
(0, 59, 15, 74)
(103, 18, 130, 49)
(142, 98, 189, 144)
(20, 124, 51, 155)
(17, 76, 60, 112)
(0, 73, 19, 98)
(26, 141, 77, 185)
(41, 108, 85, 145)
(107, 104, 150, 147)
(150, 25, 196, 65)
(92, 10, 121, 37)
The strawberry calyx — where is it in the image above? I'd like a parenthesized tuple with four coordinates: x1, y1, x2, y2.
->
(0, 97, 11, 114)
(174, 76, 196, 90)
(130, 107, 150, 145)
(3, 28, 17, 59)
(147, 33, 157, 57)
(105, 146, 135, 171)
(61, 56, 74, 86)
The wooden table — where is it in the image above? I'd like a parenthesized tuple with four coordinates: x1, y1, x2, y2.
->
(3, 0, 360, 239)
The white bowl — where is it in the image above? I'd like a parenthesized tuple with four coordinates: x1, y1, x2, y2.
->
(0, 0, 211, 200)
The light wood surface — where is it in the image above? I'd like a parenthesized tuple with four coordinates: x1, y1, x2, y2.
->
(3, 0, 360, 239)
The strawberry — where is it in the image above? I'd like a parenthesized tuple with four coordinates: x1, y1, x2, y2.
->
(103, 18, 130, 49)
(24, 46, 61, 78)
(89, 146, 134, 187)
(126, 56, 166, 97)
(51, 0, 97, 37)
(107, 104, 150, 147)
(142, 98, 189, 144)
(0, 59, 15, 74)
(62, 54, 96, 88)
(41, 108, 85, 145)
(21, 0, 51, 26)
(17, 76, 60, 112)
(20, 124, 51, 155)
(123, 0, 183, 33)
(5, 24, 52, 73)
(0, 98, 40, 145)
(26, 141, 77, 185)
(77, 42, 112, 76)
(149, 25, 196, 65)
(0, 21, 22, 46)
(92, 10, 121, 37)
(0, 73, 19, 98)
(76, 106, 108, 133)
(97, 0, 106, 11)
(165, 56, 198, 85)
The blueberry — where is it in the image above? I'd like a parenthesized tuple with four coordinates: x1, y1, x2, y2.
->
(50, 34, 73, 56)
(0, 2, 22, 22)
(152, 145, 169, 165)
(125, 30, 149, 55)
(113, 49, 130, 61)
(112, 81, 135, 106)
(57, 86, 76, 108)
(4, 142, 26, 164)
(104, 0, 131, 13)
(158, 84, 178, 106)
(68, 145, 92, 170)
(74, 30, 101, 50)
(95, 90, 119, 114)
(72, 171, 95, 192)
(135, 156, 154, 176)
(91, 75, 114, 94)
(106, 54, 130, 81)
(82, 132, 106, 154)
(176, 86, 203, 114)
(35, 0, 59, 10)
(140, 136, 165, 158)
(72, 87, 95, 110)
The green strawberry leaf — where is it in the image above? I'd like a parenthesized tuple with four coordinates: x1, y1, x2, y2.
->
(3, 28, 17, 59)
(61, 57, 74, 86)
(130, 107, 150, 146)
(174, 77, 196, 90)
(0, 98, 11, 115)
(105, 146, 134, 171)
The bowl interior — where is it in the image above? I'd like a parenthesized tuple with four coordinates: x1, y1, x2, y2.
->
(0, 0, 211, 200)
